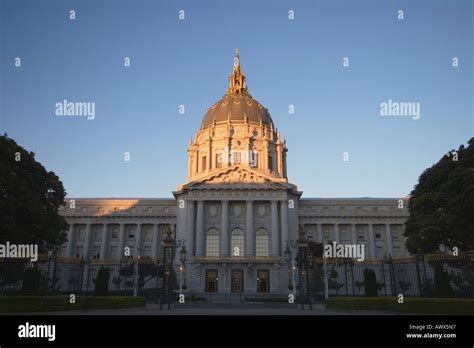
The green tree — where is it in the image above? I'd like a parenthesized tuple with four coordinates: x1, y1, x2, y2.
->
(405, 138, 474, 254)
(0, 134, 68, 251)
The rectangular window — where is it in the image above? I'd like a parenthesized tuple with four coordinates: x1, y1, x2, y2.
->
(268, 156, 273, 171)
(376, 245, 384, 259)
(205, 269, 218, 292)
(92, 246, 101, 259)
(109, 246, 118, 258)
(201, 156, 207, 171)
(75, 246, 83, 258)
(143, 246, 152, 257)
(216, 153, 223, 168)
(231, 269, 244, 293)
(111, 227, 119, 239)
(257, 270, 270, 293)
(233, 152, 241, 164)
(144, 230, 153, 241)
(249, 151, 258, 167)
(93, 228, 102, 241)
(78, 228, 86, 240)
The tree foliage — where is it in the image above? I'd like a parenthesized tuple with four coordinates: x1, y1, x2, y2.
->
(0, 134, 68, 252)
(405, 138, 474, 254)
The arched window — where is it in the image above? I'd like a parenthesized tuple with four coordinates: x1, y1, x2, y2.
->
(206, 229, 220, 256)
(231, 229, 244, 257)
(256, 228, 269, 257)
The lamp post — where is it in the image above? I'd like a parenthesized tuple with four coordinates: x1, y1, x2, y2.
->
(160, 227, 175, 310)
(284, 245, 295, 296)
(284, 246, 292, 290)
(297, 225, 312, 310)
(179, 245, 187, 294)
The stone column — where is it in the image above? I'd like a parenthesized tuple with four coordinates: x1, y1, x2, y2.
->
(246, 200, 254, 256)
(318, 224, 323, 243)
(100, 223, 108, 260)
(186, 201, 195, 252)
(118, 223, 126, 259)
(135, 223, 142, 257)
(152, 224, 160, 259)
(187, 150, 192, 177)
(276, 143, 282, 175)
(83, 224, 92, 259)
(207, 139, 212, 172)
(263, 142, 268, 173)
(196, 201, 204, 256)
(271, 201, 279, 256)
(351, 224, 357, 244)
(402, 224, 408, 256)
(280, 200, 288, 255)
(385, 224, 393, 258)
(368, 224, 376, 259)
(221, 201, 229, 256)
(334, 224, 340, 243)
(66, 223, 75, 258)
(224, 138, 230, 168)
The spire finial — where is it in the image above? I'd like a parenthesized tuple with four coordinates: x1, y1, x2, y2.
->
(233, 48, 240, 71)
(227, 48, 248, 96)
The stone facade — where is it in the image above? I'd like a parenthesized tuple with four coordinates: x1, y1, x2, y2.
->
(58, 50, 410, 297)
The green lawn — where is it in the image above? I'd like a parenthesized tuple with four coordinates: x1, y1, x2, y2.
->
(326, 297, 474, 315)
(0, 296, 145, 313)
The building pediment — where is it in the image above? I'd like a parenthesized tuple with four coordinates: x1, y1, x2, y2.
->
(177, 165, 291, 192)
(201, 166, 279, 184)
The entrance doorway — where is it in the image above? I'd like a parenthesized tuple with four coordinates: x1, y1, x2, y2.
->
(231, 269, 244, 293)
(257, 270, 270, 293)
(205, 269, 218, 292)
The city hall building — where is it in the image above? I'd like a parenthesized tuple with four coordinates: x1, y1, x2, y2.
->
(58, 50, 409, 297)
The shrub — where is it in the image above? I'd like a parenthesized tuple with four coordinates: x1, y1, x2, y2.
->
(432, 263, 454, 298)
(363, 268, 378, 297)
(22, 267, 41, 295)
(94, 267, 110, 296)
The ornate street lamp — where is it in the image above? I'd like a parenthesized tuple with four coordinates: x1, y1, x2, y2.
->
(160, 227, 175, 310)
(297, 225, 312, 310)
(179, 245, 188, 292)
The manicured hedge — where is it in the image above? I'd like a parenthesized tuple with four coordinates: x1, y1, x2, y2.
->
(326, 297, 474, 315)
(0, 296, 145, 313)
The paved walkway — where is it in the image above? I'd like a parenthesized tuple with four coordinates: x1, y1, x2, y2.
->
(8, 303, 401, 316)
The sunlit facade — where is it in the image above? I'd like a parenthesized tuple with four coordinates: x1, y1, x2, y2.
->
(58, 50, 409, 297)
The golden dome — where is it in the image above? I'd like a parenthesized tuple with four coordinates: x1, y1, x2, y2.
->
(201, 49, 274, 129)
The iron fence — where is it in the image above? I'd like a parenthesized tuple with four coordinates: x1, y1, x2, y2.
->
(309, 253, 474, 299)
(0, 256, 166, 300)
(1, 253, 473, 300)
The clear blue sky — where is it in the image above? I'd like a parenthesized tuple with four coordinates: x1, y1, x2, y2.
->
(1, 0, 472, 199)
